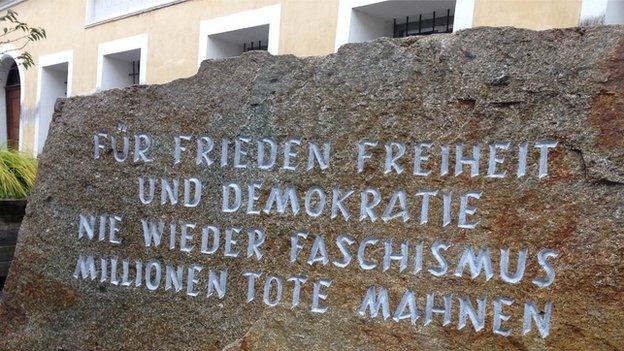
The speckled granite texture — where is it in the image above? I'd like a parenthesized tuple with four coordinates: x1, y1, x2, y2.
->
(1, 26, 623, 350)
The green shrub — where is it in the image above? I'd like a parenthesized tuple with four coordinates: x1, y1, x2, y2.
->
(0, 147, 37, 199)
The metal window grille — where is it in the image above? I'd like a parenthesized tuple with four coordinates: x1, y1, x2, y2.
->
(243, 41, 268, 53)
(393, 9, 454, 38)
(129, 60, 140, 85)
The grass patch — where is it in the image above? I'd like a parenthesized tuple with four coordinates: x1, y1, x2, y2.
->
(0, 147, 37, 199)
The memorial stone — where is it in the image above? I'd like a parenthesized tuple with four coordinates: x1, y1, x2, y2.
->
(1, 26, 623, 350)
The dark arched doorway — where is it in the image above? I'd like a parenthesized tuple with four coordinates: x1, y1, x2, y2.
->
(5, 61, 20, 149)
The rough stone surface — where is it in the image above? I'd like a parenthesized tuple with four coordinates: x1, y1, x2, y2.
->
(1, 26, 624, 350)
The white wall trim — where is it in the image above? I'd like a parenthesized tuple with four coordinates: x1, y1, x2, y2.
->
(579, 0, 624, 25)
(454, 0, 475, 31)
(0, 0, 26, 11)
(0, 43, 26, 152)
(197, 4, 282, 67)
(334, 0, 475, 52)
(34, 50, 73, 156)
(96, 33, 148, 91)
(85, 0, 188, 27)
(334, 0, 383, 52)
(579, 0, 609, 24)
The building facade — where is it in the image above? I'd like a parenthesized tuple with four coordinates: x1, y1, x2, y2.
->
(0, 0, 621, 155)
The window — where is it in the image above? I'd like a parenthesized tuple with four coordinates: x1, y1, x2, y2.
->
(197, 5, 281, 65)
(96, 34, 147, 91)
(85, 0, 186, 26)
(35, 50, 72, 155)
(100, 49, 141, 89)
(335, 0, 475, 51)
(206, 24, 270, 59)
(391, 9, 454, 38)
(580, 0, 624, 25)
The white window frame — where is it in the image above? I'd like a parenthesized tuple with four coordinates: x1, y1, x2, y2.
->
(197, 4, 281, 68)
(96, 33, 148, 91)
(334, 0, 475, 52)
(34, 50, 73, 156)
(580, 0, 624, 25)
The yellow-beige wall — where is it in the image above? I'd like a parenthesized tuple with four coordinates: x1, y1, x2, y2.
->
(2, 0, 585, 154)
(11, 0, 341, 92)
(6, 0, 341, 152)
(473, 0, 582, 30)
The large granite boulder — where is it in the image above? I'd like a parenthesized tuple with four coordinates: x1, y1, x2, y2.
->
(1, 26, 623, 350)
